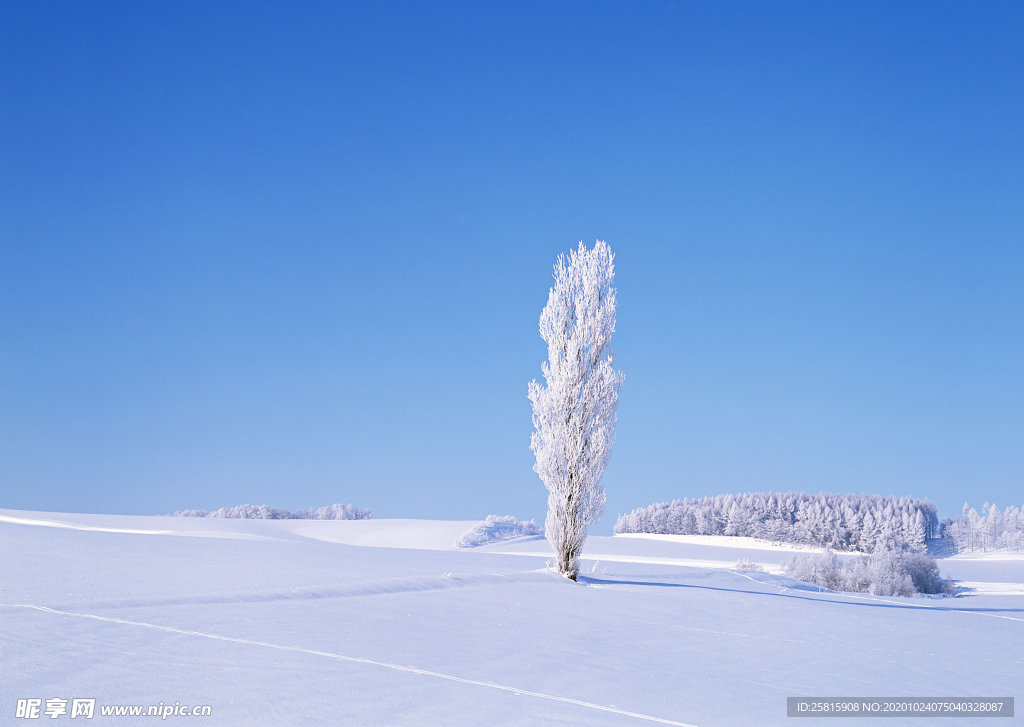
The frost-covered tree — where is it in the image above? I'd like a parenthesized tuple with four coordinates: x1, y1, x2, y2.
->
(529, 240, 624, 580)
(945, 502, 1024, 553)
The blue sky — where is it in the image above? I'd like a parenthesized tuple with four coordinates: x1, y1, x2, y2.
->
(1, 1, 1022, 531)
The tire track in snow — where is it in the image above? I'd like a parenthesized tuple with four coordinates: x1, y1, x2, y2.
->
(50, 572, 520, 612)
(2, 603, 698, 727)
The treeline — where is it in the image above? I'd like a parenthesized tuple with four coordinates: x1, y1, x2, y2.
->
(942, 503, 1024, 553)
(614, 492, 939, 553)
(173, 503, 371, 520)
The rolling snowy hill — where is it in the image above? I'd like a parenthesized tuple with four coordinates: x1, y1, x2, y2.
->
(2, 509, 1021, 725)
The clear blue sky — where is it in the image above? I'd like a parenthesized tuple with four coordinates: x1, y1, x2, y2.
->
(2, 1, 1022, 532)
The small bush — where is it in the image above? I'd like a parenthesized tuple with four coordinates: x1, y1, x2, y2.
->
(785, 548, 845, 591)
(734, 559, 764, 572)
(456, 515, 543, 548)
(784, 545, 946, 597)
(291, 504, 372, 520)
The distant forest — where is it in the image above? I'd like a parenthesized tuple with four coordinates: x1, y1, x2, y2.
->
(615, 492, 939, 553)
(942, 503, 1024, 553)
(173, 503, 371, 520)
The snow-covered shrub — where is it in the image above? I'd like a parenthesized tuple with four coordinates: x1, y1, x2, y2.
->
(863, 548, 916, 597)
(206, 504, 291, 519)
(292, 503, 371, 520)
(456, 515, 543, 548)
(785, 547, 845, 591)
(899, 551, 944, 594)
(784, 545, 946, 597)
(615, 492, 938, 553)
(733, 559, 763, 572)
(172, 503, 371, 520)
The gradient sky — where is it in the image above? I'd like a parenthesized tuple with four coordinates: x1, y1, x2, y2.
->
(2, 1, 1022, 532)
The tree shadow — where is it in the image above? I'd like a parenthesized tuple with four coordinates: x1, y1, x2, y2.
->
(577, 575, 1024, 614)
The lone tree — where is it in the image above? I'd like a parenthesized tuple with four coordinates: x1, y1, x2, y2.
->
(528, 240, 624, 580)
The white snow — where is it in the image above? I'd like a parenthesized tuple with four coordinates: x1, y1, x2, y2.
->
(2, 509, 1022, 726)
(269, 517, 482, 550)
(956, 582, 1024, 596)
(0, 511, 174, 536)
(615, 532, 869, 554)
(945, 550, 1024, 562)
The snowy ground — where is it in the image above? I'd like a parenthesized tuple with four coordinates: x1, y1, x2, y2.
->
(2, 509, 1022, 726)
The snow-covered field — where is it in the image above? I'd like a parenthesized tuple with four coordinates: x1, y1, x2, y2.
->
(2, 509, 1022, 726)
